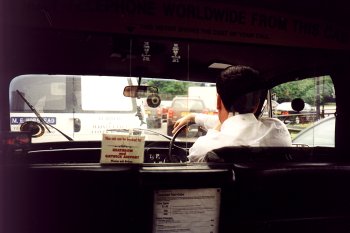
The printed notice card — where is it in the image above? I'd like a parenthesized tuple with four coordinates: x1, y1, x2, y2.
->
(153, 188, 221, 233)
(100, 133, 145, 164)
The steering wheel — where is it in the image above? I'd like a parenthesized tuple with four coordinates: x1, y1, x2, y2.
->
(167, 123, 208, 163)
(167, 124, 189, 163)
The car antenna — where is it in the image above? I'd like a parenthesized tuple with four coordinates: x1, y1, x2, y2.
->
(16, 90, 74, 141)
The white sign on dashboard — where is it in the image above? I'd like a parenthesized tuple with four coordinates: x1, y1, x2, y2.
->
(100, 133, 145, 164)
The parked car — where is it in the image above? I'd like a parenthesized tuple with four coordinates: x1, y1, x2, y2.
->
(166, 96, 207, 136)
(274, 101, 315, 123)
(292, 115, 335, 147)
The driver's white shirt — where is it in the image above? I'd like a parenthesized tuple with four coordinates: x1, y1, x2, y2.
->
(188, 113, 292, 162)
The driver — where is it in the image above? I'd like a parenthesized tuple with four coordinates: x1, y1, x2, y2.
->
(172, 65, 292, 162)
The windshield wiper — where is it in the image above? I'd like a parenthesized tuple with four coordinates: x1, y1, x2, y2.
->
(16, 90, 73, 141)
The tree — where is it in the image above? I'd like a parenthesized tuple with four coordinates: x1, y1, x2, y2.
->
(272, 76, 335, 105)
(142, 79, 202, 100)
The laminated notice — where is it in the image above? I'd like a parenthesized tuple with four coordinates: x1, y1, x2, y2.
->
(153, 188, 221, 233)
(100, 133, 145, 164)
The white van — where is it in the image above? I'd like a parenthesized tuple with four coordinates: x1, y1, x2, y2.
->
(10, 75, 146, 142)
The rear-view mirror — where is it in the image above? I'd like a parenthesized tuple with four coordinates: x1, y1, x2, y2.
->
(123, 85, 158, 98)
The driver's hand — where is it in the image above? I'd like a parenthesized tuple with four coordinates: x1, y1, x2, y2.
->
(172, 113, 196, 134)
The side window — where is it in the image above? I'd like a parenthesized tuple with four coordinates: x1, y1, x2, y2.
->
(263, 76, 336, 147)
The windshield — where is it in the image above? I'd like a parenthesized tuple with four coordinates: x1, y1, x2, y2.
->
(10, 73, 336, 147)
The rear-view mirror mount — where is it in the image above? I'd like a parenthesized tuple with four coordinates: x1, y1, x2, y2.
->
(123, 85, 161, 108)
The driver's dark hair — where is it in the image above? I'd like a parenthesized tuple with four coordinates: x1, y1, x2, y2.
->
(216, 65, 261, 114)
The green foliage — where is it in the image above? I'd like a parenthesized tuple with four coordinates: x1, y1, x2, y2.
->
(141, 76, 335, 106)
(142, 79, 202, 100)
(272, 76, 335, 105)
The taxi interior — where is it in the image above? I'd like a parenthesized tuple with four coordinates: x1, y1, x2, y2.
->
(1, 0, 350, 233)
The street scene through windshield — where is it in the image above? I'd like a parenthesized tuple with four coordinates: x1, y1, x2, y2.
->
(10, 74, 335, 147)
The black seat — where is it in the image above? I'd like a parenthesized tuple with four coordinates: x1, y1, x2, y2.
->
(205, 147, 350, 233)
(205, 146, 338, 163)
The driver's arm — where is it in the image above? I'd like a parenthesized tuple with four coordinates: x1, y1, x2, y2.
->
(172, 113, 196, 134)
(172, 113, 219, 134)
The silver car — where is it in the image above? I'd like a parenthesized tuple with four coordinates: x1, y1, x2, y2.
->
(292, 115, 335, 147)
